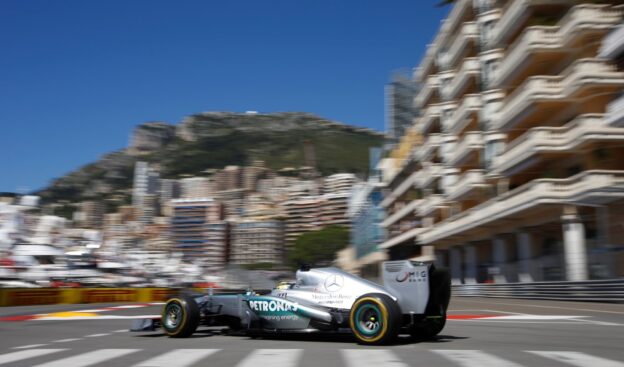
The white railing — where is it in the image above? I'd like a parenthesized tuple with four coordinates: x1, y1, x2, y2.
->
(494, 59, 624, 131)
(419, 170, 624, 244)
(419, 164, 444, 189)
(445, 169, 487, 200)
(380, 170, 422, 208)
(492, 114, 624, 174)
(419, 104, 441, 134)
(439, 22, 479, 70)
(442, 58, 480, 101)
(414, 134, 442, 162)
(417, 194, 445, 217)
(494, 26, 560, 87)
(495, 4, 622, 87)
(490, 0, 532, 47)
(414, 74, 439, 109)
(445, 94, 482, 134)
(381, 199, 423, 228)
(446, 131, 484, 166)
(559, 4, 623, 45)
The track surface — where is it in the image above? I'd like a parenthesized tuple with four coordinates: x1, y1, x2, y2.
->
(0, 297, 623, 366)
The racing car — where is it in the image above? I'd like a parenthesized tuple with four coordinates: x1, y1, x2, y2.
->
(131, 260, 451, 345)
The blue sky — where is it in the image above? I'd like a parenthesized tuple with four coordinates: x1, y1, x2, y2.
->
(0, 0, 449, 193)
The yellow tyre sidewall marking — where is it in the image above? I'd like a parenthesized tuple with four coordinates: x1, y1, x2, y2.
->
(162, 298, 188, 336)
(349, 297, 389, 343)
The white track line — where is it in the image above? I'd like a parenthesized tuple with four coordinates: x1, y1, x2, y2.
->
(342, 349, 408, 367)
(529, 351, 624, 367)
(84, 333, 110, 338)
(12, 344, 48, 350)
(133, 349, 220, 366)
(52, 338, 81, 343)
(32, 348, 139, 367)
(432, 350, 524, 367)
(0, 349, 65, 366)
(235, 349, 302, 367)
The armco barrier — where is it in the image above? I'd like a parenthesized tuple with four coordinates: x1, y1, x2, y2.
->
(452, 279, 624, 303)
(0, 288, 177, 307)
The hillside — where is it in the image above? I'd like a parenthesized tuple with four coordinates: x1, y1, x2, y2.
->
(37, 112, 384, 209)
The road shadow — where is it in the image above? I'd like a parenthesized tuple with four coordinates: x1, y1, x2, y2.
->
(411, 334, 469, 344)
(233, 332, 469, 345)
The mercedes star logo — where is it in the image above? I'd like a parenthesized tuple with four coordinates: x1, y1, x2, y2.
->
(324, 274, 344, 292)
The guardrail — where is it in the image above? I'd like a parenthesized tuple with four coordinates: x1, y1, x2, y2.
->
(452, 279, 624, 303)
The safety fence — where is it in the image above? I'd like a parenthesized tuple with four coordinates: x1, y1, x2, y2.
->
(452, 279, 624, 303)
(0, 288, 178, 307)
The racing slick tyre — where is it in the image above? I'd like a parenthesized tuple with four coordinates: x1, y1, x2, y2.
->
(411, 266, 451, 340)
(349, 293, 401, 345)
(161, 295, 200, 338)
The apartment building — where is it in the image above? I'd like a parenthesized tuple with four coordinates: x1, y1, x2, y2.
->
(229, 220, 284, 266)
(170, 199, 228, 270)
(380, 0, 624, 283)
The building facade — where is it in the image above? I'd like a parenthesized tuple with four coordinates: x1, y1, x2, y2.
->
(170, 199, 228, 270)
(380, 0, 624, 283)
(229, 220, 284, 266)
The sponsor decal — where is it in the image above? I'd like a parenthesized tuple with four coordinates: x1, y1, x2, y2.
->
(8, 289, 62, 306)
(324, 274, 344, 292)
(248, 299, 298, 313)
(81, 289, 135, 303)
(311, 292, 353, 306)
(395, 270, 428, 283)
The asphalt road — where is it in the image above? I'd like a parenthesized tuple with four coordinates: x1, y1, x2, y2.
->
(0, 297, 623, 366)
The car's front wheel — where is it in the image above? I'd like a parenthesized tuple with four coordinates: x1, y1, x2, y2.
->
(161, 295, 200, 338)
(349, 293, 401, 345)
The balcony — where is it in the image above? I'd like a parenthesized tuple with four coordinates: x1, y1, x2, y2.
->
(445, 169, 489, 201)
(493, 59, 624, 132)
(444, 94, 482, 134)
(414, 134, 442, 162)
(446, 131, 484, 167)
(419, 104, 441, 135)
(417, 194, 446, 217)
(380, 170, 422, 208)
(493, 26, 562, 88)
(419, 164, 444, 190)
(381, 199, 423, 228)
(419, 170, 624, 245)
(494, 5, 623, 88)
(437, 22, 479, 71)
(440, 58, 480, 101)
(490, 0, 570, 48)
(492, 114, 624, 175)
(414, 74, 439, 109)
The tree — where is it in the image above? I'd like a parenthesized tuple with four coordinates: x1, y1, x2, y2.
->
(288, 225, 350, 269)
(436, 0, 455, 6)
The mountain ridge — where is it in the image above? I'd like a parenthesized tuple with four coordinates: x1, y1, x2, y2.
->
(37, 112, 384, 210)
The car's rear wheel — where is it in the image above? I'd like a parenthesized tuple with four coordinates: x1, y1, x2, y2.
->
(162, 295, 200, 338)
(349, 293, 401, 345)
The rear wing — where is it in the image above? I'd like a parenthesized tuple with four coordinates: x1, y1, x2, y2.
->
(382, 260, 430, 314)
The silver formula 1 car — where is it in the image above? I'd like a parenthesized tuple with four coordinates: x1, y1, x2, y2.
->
(131, 260, 451, 345)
